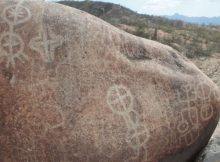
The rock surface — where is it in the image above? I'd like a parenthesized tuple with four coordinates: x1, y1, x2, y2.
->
(193, 55, 220, 162)
(196, 136, 220, 162)
(193, 54, 220, 88)
(0, 1, 220, 162)
(195, 122, 220, 162)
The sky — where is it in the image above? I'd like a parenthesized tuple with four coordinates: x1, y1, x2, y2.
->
(49, 0, 220, 17)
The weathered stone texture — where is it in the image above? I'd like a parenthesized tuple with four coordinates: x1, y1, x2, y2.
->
(0, 1, 220, 162)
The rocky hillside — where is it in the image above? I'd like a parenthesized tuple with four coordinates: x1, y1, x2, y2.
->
(166, 13, 220, 25)
(58, 0, 220, 59)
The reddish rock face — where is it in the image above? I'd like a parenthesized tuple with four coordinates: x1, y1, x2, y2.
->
(0, 1, 220, 162)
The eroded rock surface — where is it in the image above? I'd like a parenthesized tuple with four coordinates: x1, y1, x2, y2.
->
(196, 136, 220, 162)
(193, 55, 220, 162)
(0, 1, 220, 162)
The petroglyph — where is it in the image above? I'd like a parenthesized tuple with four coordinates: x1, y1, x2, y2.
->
(107, 85, 149, 159)
(177, 107, 200, 146)
(1, 1, 220, 162)
(0, 32, 27, 68)
(174, 78, 216, 147)
(179, 130, 199, 146)
(0, 2, 31, 68)
(200, 105, 214, 121)
(107, 85, 133, 115)
(29, 27, 64, 63)
(126, 125, 149, 154)
(43, 104, 65, 136)
(177, 120, 190, 134)
(2, 4, 31, 26)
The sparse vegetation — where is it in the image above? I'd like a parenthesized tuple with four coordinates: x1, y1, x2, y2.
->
(58, 0, 220, 58)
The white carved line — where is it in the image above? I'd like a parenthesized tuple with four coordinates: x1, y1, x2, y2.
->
(2, 4, 31, 27)
(107, 85, 133, 115)
(175, 79, 215, 147)
(200, 105, 214, 121)
(107, 84, 149, 159)
(0, 2, 31, 68)
(29, 27, 64, 63)
(43, 105, 65, 136)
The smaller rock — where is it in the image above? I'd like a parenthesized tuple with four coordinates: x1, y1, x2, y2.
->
(196, 135, 220, 162)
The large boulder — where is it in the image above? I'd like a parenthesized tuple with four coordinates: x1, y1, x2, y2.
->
(0, 0, 220, 162)
(193, 54, 220, 162)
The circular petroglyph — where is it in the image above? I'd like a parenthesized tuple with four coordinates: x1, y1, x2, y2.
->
(200, 105, 214, 121)
(0, 32, 27, 68)
(107, 85, 134, 115)
(2, 5, 31, 26)
(107, 84, 150, 159)
(197, 83, 212, 100)
(126, 126, 150, 149)
(177, 120, 189, 134)
(0, 4, 30, 68)
(0, 32, 24, 54)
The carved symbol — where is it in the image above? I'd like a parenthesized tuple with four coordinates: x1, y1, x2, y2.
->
(196, 82, 212, 100)
(177, 120, 189, 134)
(0, 3, 31, 69)
(107, 85, 149, 160)
(179, 131, 199, 146)
(29, 27, 64, 63)
(3, 4, 31, 26)
(43, 104, 65, 136)
(126, 126, 150, 150)
(177, 107, 202, 146)
(1, 32, 24, 54)
(127, 110, 140, 127)
(177, 108, 190, 134)
(200, 105, 214, 121)
(188, 108, 199, 124)
(0, 32, 28, 68)
(107, 85, 133, 115)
